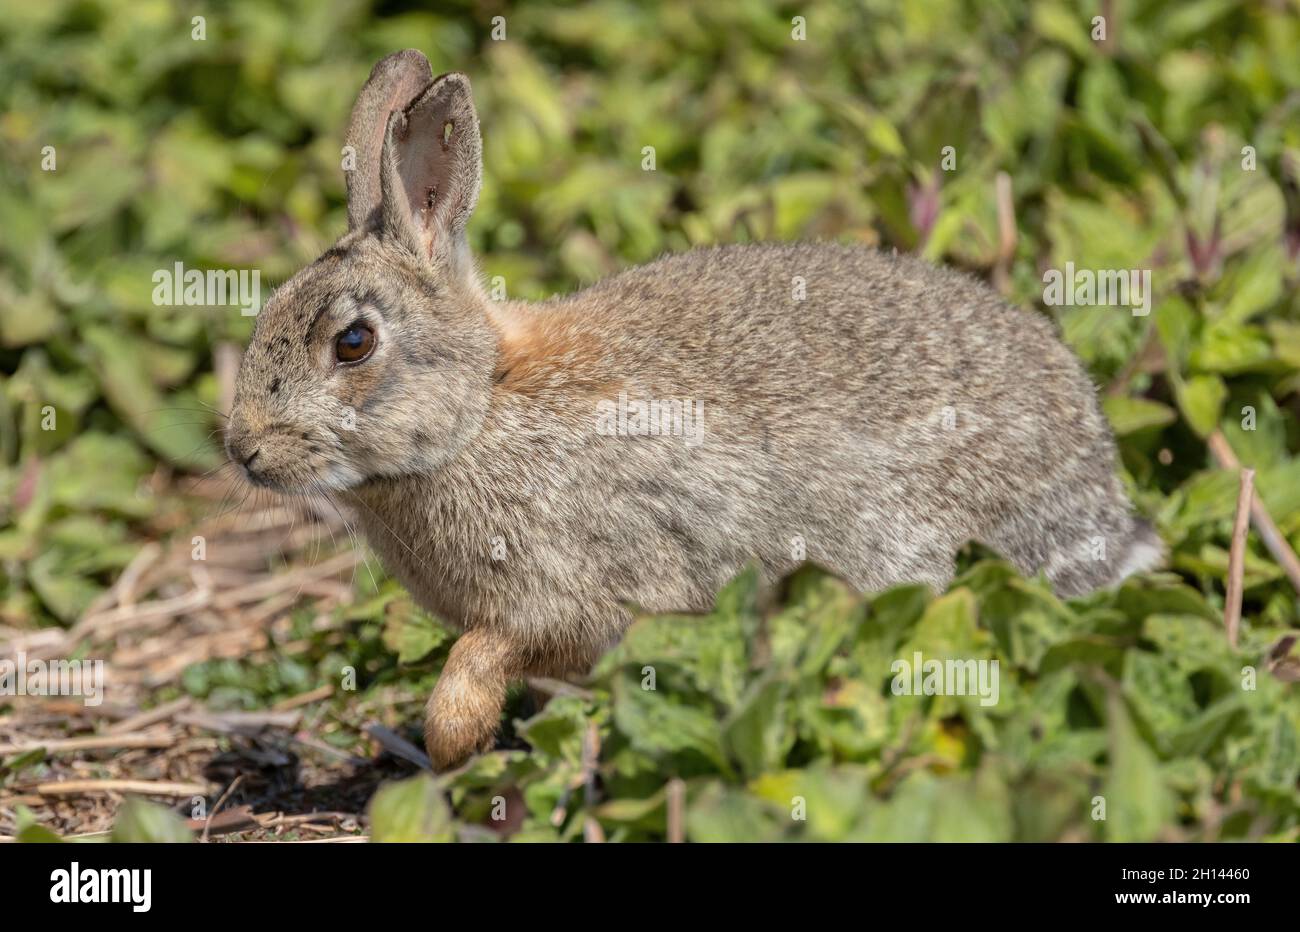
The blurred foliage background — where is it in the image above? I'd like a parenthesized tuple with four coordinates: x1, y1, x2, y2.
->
(3, 0, 1300, 841)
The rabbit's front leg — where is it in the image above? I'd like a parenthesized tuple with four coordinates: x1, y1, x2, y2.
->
(424, 626, 524, 771)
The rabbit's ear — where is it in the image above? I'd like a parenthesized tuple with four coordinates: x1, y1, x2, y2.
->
(344, 49, 433, 231)
(378, 72, 482, 263)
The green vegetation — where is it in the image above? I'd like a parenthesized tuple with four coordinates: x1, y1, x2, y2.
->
(369, 560, 1299, 841)
(2, 0, 1300, 841)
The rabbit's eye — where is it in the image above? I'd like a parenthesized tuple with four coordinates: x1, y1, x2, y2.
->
(335, 323, 375, 364)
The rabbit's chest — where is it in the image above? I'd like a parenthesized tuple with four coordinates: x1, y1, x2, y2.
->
(344, 477, 581, 630)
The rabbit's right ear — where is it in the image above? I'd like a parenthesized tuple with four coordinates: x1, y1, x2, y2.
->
(344, 49, 433, 231)
(377, 72, 483, 265)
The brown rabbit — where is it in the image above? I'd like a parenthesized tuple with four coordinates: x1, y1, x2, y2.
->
(225, 49, 1162, 770)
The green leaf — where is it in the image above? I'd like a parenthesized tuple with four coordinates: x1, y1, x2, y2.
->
(368, 774, 454, 843)
(111, 799, 194, 843)
(611, 671, 732, 776)
(752, 764, 873, 840)
(903, 588, 980, 662)
(14, 804, 66, 843)
(686, 782, 784, 842)
(1218, 245, 1283, 324)
(930, 767, 1014, 842)
(1122, 651, 1200, 750)
(1188, 323, 1274, 375)
(851, 772, 936, 840)
(1102, 691, 1174, 842)
(0, 747, 46, 784)
(17, 823, 67, 843)
(82, 326, 219, 470)
(1270, 320, 1300, 370)
(1174, 372, 1227, 438)
(1103, 396, 1177, 436)
(381, 606, 450, 664)
(1248, 712, 1299, 794)
(515, 695, 591, 764)
(27, 550, 103, 622)
(722, 676, 792, 778)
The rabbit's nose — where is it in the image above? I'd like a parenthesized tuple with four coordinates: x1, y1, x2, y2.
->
(224, 431, 258, 470)
(229, 439, 263, 482)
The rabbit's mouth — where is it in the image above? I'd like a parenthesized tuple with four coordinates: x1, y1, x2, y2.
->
(242, 460, 366, 496)
(227, 428, 357, 495)
(236, 453, 300, 494)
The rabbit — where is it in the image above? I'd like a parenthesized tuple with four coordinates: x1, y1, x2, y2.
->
(224, 49, 1162, 770)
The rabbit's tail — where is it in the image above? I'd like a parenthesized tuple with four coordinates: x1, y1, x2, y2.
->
(1046, 512, 1165, 597)
(1105, 516, 1165, 586)
(980, 483, 1164, 598)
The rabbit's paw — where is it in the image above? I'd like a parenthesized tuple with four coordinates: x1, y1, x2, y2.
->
(422, 628, 519, 771)
(423, 689, 499, 771)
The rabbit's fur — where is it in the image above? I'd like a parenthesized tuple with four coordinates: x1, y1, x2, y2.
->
(226, 50, 1161, 769)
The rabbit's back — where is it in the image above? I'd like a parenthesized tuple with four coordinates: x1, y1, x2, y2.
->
(540, 242, 1155, 597)
(572, 243, 1082, 419)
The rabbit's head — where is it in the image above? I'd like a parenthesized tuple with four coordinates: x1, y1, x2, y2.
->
(226, 50, 497, 493)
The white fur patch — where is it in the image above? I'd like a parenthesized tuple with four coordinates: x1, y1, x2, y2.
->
(1115, 533, 1164, 583)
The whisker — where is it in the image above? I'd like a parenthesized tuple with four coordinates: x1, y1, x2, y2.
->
(315, 487, 380, 595)
(344, 492, 434, 577)
(142, 405, 229, 421)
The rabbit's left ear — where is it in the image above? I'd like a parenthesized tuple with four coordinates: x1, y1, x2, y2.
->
(379, 72, 482, 264)
(344, 50, 433, 231)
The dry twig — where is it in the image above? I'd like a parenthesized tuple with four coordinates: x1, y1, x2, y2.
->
(666, 778, 686, 843)
(1224, 467, 1255, 648)
(34, 779, 212, 798)
(1208, 430, 1300, 597)
(0, 733, 177, 756)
